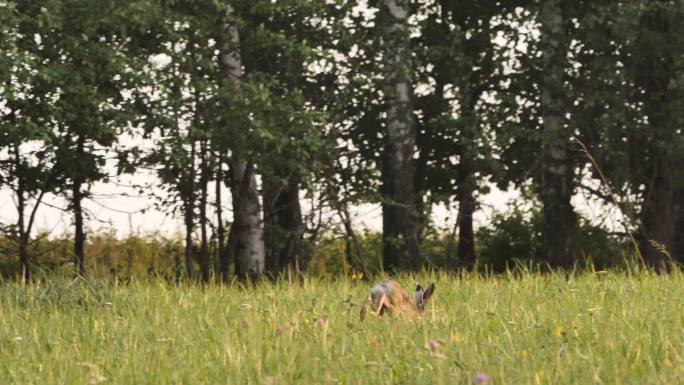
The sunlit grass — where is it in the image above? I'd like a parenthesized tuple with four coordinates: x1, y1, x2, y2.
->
(1, 271, 683, 384)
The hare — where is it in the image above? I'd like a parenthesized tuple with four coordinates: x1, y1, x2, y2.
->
(359, 280, 435, 321)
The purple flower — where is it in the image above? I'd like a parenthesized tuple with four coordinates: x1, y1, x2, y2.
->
(472, 373, 492, 384)
(316, 318, 327, 327)
(429, 339, 440, 350)
(275, 325, 285, 334)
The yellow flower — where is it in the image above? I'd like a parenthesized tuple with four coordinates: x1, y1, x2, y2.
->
(554, 325, 563, 339)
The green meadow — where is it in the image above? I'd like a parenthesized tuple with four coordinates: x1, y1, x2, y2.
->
(2, 271, 683, 384)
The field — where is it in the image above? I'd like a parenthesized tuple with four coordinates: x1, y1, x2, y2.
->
(2, 271, 684, 384)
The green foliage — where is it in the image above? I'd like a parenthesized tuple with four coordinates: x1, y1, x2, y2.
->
(574, 1, 684, 186)
(3, 0, 684, 276)
(477, 202, 627, 271)
(477, 203, 544, 271)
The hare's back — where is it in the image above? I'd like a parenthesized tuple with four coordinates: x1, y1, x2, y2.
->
(370, 280, 406, 303)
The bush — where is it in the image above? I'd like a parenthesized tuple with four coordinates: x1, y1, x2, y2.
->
(477, 202, 627, 272)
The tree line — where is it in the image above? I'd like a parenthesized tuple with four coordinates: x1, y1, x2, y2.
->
(1, 0, 683, 282)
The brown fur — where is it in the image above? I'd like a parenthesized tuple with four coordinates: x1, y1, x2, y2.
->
(359, 280, 434, 321)
(383, 281, 420, 316)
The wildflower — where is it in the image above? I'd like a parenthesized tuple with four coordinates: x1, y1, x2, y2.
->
(554, 325, 564, 339)
(275, 325, 285, 334)
(316, 318, 327, 327)
(472, 373, 492, 384)
(429, 339, 440, 350)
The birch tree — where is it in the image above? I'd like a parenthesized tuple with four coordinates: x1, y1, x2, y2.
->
(218, 5, 265, 280)
(379, 0, 421, 270)
(539, 0, 577, 268)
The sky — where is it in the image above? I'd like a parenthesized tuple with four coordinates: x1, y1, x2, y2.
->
(0, 166, 521, 239)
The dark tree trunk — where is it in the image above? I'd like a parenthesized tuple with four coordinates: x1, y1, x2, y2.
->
(217, 158, 229, 282)
(17, 187, 30, 282)
(198, 142, 211, 283)
(19, 235, 29, 282)
(182, 142, 196, 280)
(639, 160, 675, 269)
(456, 165, 477, 269)
(73, 135, 86, 276)
(455, 84, 483, 270)
(540, 130, 576, 270)
(12, 142, 50, 283)
(339, 205, 371, 280)
(13, 144, 30, 282)
(539, 0, 576, 269)
(183, 202, 194, 279)
(227, 217, 238, 279)
(673, 184, 684, 264)
(380, 0, 421, 271)
(73, 179, 85, 275)
(634, 7, 678, 270)
(263, 172, 304, 275)
(174, 248, 182, 283)
(263, 177, 278, 275)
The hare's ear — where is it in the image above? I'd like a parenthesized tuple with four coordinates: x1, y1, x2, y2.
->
(422, 283, 435, 304)
(414, 285, 424, 305)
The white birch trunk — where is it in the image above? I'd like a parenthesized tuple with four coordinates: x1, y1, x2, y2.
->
(219, 5, 265, 278)
(540, 0, 576, 268)
(231, 161, 265, 277)
(381, 0, 421, 270)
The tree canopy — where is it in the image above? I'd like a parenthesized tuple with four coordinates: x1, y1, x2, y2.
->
(1, 0, 683, 280)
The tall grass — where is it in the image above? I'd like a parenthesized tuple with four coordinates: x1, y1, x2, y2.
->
(1, 271, 683, 384)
